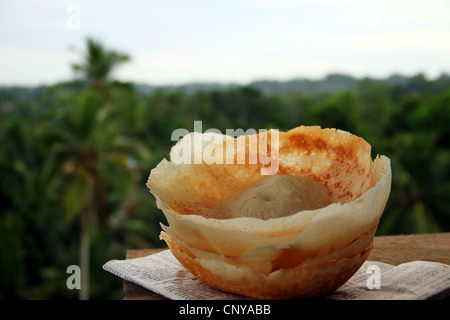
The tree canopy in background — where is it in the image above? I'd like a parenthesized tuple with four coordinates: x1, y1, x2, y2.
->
(0, 38, 449, 299)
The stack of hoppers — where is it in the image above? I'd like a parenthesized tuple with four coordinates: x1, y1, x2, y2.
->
(146, 126, 391, 299)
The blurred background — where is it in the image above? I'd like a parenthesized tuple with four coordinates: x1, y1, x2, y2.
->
(0, 0, 449, 299)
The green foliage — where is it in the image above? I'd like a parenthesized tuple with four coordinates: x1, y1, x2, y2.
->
(0, 38, 449, 299)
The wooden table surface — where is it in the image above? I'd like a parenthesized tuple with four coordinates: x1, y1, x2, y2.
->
(122, 232, 450, 300)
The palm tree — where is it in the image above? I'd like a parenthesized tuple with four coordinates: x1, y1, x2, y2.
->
(46, 39, 149, 299)
(71, 37, 131, 96)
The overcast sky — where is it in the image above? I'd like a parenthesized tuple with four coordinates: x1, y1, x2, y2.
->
(1, 0, 449, 86)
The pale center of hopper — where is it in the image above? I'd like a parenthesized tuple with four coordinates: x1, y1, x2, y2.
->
(205, 175, 331, 220)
